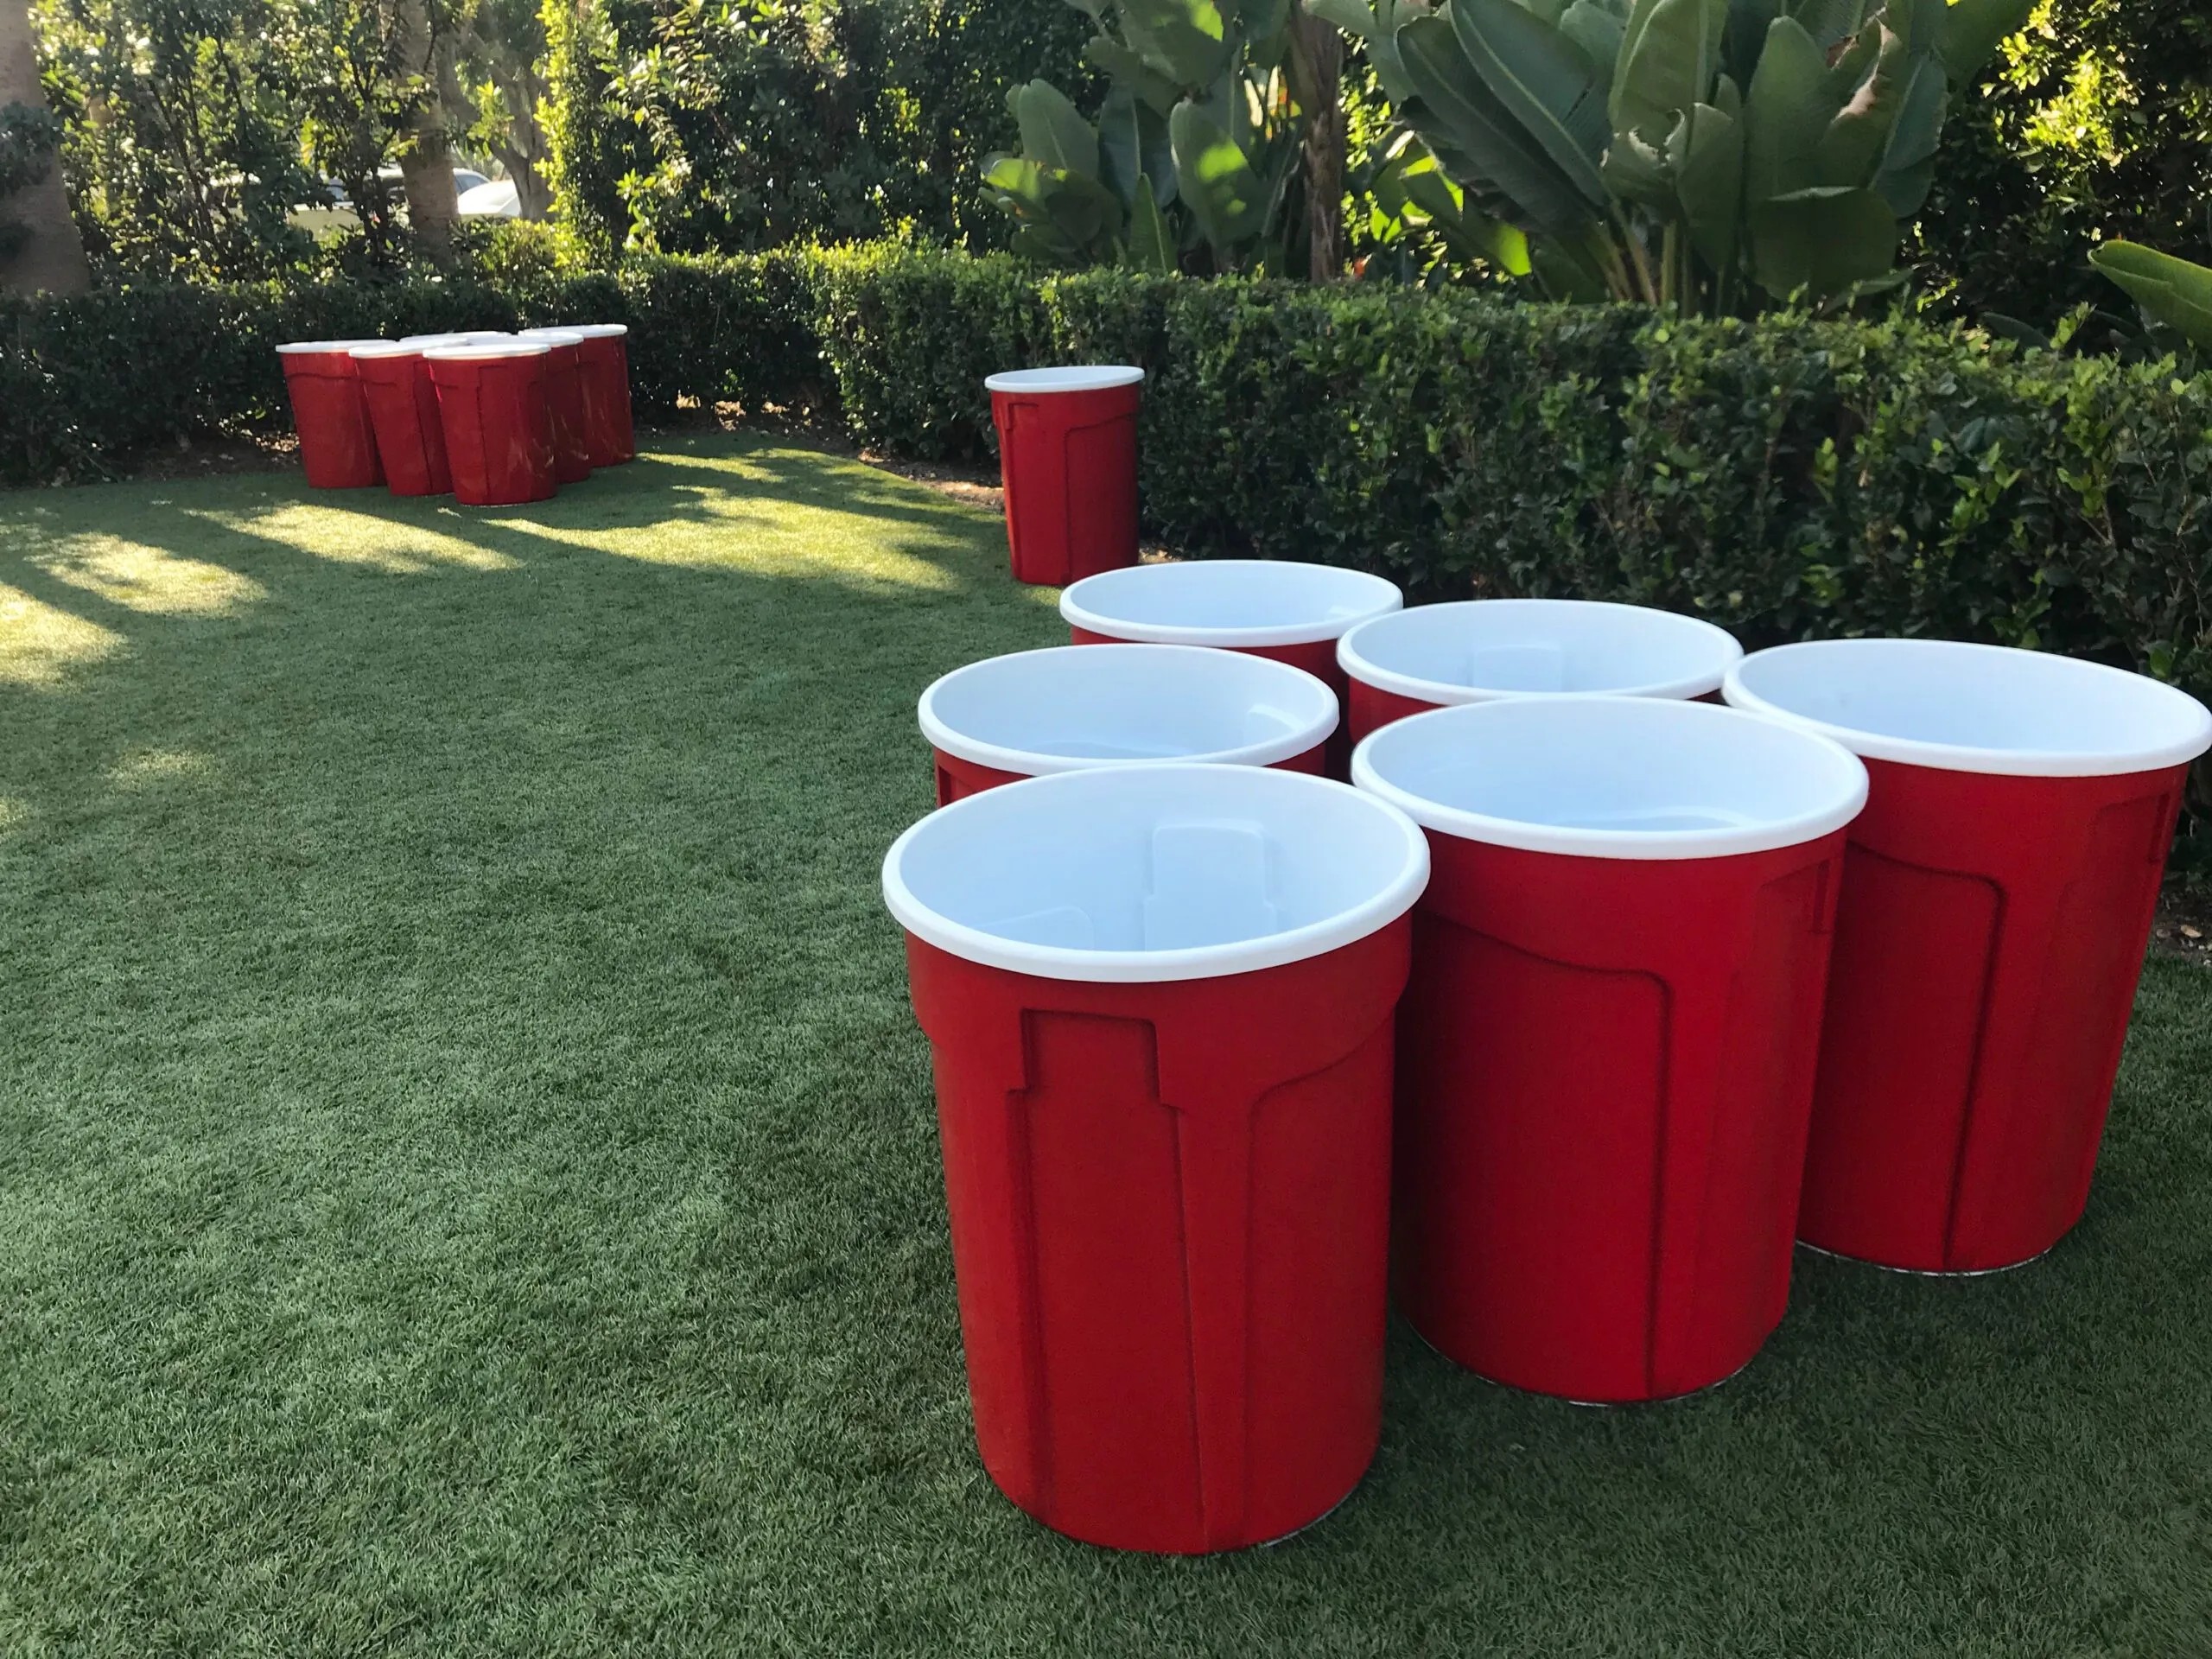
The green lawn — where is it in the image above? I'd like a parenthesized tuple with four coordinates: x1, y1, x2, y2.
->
(3, 432, 2209, 1657)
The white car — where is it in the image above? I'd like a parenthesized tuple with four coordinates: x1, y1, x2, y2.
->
(457, 178, 522, 219)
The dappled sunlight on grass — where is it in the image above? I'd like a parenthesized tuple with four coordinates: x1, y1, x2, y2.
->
(507, 505, 967, 592)
(104, 748, 217, 789)
(0, 797, 24, 834)
(28, 533, 265, 617)
(0, 583, 125, 688)
(187, 503, 522, 574)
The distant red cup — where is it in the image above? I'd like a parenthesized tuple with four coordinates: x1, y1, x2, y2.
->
(515, 327, 594, 485)
(423, 340, 557, 507)
(917, 644, 1338, 804)
(1726, 640, 2212, 1273)
(350, 341, 451, 497)
(276, 340, 385, 489)
(1062, 560, 1403, 779)
(1337, 599, 1743, 744)
(987, 366, 1144, 587)
(557, 323, 634, 467)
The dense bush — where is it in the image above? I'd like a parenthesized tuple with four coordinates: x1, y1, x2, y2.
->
(538, 0, 1092, 261)
(1915, 0, 2212, 328)
(6, 247, 2208, 768)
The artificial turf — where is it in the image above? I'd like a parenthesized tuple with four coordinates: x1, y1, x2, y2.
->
(2, 431, 2209, 1656)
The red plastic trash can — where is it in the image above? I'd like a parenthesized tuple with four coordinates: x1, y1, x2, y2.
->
(516, 328, 594, 484)
(1726, 640, 2212, 1273)
(554, 322, 635, 467)
(423, 340, 557, 507)
(1338, 599, 1742, 745)
(1355, 698, 1867, 1402)
(276, 340, 387, 489)
(987, 366, 1144, 587)
(918, 644, 1337, 804)
(1062, 560, 1402, 779)
(350, 341, 451, 497)
(883, 764, 1429, 1552)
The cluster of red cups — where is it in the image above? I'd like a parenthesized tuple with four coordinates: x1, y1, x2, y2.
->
(880, 365, 2212, 1557)
(276, 326, 636, 505)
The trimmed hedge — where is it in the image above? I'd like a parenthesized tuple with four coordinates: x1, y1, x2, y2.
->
(6, 248, 2209, 831)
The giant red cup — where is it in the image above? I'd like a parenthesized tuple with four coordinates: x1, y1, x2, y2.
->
(276, 340, 386, 489)
(884, 765, 1428, 1553)
(1726, 640, 2212, 1273)
(350, 341, 451, 497)
(986, 366, 1144, 587)
(1356, 698, 1867, 1402)
(1338, 599, 1742, 744)
(556, 323, 635, 466)
(918, 644, 1337, 804)
(1062, 560, 1402, 779)
(423, 340, 557, 507)
(516, 327, 594, 484)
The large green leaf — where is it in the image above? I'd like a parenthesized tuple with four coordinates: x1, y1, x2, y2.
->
(1811, 16, 1906, 188)
(1098, 83, 1179, 209)
(1669, 99, 1743, 272)
(1452, 0, 1611, 207)
(1871, 48, 1947, 216)
(1168, 99, 1268, 249)
(1012, 80, 1100, 179)
(1750, 182, 1897, 296)
(1394, 149, 1537, 271)
(2090, 241, 2212, 348)
(981, 154, 1125, 260)
(1084, 37, 1187, 113)
(1742, 16, 1834, 202)
(1938, 0, 2034, 84)
(1601, 124, 1673, 206)
(1611, 0, 1726, 136)
(1397, 11, 1607, 235)
(1721, 0, 1778, 85)
(1786, 0, 1866, 51)
(1120, 0, 1236, 87)
(1558, 0, 1628, 78)
(1125, 174, 1179, 271)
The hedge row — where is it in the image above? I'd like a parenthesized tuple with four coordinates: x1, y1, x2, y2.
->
(7, 246, 2209, 758)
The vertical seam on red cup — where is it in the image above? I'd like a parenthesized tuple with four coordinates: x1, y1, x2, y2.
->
(1939, 886, 2012, 1269)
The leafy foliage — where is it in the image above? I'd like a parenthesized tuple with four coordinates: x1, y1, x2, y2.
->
(1312, 0, 2035, 311)
(1915, 0, 2212, 329)
(540, 0, 1094, 258)
(977, 0, 1338, 274)
(0, 101, 66, 261)
(32, 0, 323, 279)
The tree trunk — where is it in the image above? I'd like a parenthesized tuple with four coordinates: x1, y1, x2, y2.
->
(396, 0, 459, 265)
(1294, 11, 1345, 282)
(0, 0, 91, 294)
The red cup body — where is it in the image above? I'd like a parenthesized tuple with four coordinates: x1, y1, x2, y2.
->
(282, 351, 383, 489)
(930, 741, 1328, 806)
(538, 341, 594, 484)
(1346, 679, 1725, 747)
(1796, 759, 2187, 1272)
(1347, 678, 1445, 746)
(575, 334, 635, 466)
(355, 353, 451, 497)
(428, 354, 557, 507)
(1396, 830, 1846, 1402)
(906, 921, 1409, 1553)
(993, 383, 1141, 587)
